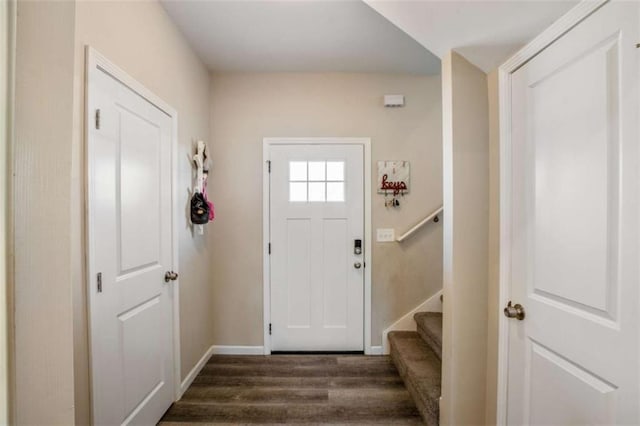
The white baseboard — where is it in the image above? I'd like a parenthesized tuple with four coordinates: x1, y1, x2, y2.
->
(382, 289, 442, 354)
(179, 345, 215, 397)
(211, 345, 265, 355)
(369, 345, 383, 355)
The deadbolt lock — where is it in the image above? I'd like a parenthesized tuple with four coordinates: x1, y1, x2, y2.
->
(354, 239, 362, 255)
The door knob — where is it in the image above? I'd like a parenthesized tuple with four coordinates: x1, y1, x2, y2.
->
(504, 301, 525, 320)
(354, 262, 362, 269)
(164, 271, 179, 283)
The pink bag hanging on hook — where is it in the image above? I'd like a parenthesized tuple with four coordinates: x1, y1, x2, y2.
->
(203, 177, 215, 221)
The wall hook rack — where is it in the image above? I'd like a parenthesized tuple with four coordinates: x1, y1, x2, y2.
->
(191, 140, 212, 235)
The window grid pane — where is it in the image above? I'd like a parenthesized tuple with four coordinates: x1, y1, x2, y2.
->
(308, 161, 326, 181)
(327, 182, 344, 202)
(289, 161, 307, 181)
(326, 161, 344, 181)
(289, 182, 307, 202)
(308, 182, 326, 202)
(288, 160, 345, 203)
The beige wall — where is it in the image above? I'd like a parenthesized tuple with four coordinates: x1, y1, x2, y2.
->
(14, 2, 77, 424)
(14, 2, 443, 422)
(70, 1, 213, 424)
(208, 72, 443, 347)
(14, 1, 217, 423)
(441, 51, 489, 425)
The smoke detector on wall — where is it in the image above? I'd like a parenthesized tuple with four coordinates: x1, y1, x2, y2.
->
(384, 94, 405, 108)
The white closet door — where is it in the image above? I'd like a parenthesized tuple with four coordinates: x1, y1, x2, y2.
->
(88, 64, 175, 425)
(506, 2, 639, 424)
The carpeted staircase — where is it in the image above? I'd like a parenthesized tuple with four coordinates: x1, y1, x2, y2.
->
(388, 312, 442, 426)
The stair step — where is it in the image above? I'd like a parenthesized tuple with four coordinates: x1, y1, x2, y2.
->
(388, 331, 441, 426)
(414, 312, 442, 360)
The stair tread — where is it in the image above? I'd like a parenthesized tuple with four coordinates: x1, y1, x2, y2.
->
(388, 331, 441, 426)
(413, 312, 442, 360)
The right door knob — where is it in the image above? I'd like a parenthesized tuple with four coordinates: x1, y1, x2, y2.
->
(504, 301, 525, 320)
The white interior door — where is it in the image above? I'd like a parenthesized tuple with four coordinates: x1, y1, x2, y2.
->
(87, 63, 176, 425)
(506, 2, 639, 424)
(269, 143, 364, 351)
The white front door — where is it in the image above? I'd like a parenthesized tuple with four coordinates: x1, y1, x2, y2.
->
(506, 2, 639, 424)
(87, 62, 176, 425)
(269, 143, 364, 351)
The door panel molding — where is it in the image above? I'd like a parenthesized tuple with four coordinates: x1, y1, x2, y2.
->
(85, 47, 182, 416)
(262, 138, 372, 355)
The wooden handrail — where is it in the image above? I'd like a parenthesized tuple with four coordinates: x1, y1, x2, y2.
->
(396, 205, 443, 242)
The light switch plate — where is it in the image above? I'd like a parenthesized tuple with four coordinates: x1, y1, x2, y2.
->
(377, 228, 395, 242)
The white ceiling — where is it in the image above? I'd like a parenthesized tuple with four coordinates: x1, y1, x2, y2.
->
(161, 0, 442, 74)
(365, 0, 578, 72)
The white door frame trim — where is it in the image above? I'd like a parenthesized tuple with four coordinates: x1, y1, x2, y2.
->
(2, 1, 16, 423)
(85, 47, 182, 405)
(262, 137, 373, 355)
(496, 1, 607, 424)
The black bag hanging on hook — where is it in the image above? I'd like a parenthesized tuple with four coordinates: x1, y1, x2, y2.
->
(190, 191, 210, 225)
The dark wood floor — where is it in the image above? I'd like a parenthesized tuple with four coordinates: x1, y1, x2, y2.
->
(159, 354, 423, 424)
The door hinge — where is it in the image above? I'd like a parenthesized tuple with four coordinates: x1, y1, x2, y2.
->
(269, 323, 272, 335)
(95, 109, 101, 129)
(267, 160, 271, 173)
(97, 272, 103, 293)
(268, 243, 271, 254)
